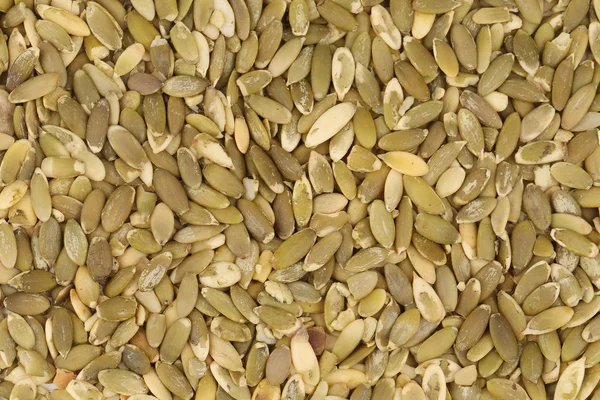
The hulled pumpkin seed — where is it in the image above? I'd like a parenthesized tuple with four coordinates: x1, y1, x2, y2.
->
(0, 1, 594, 398)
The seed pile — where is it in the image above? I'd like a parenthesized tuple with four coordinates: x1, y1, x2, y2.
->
(0, 0, 600, 399)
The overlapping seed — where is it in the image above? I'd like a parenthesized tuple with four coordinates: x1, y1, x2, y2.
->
(0, 0, 598, 399)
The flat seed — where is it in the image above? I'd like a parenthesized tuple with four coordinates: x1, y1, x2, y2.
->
(304, 231, 343, 271)
(246, 94, 292, 124)
(305, 102, 356, 148)
(404, 37, 438, 81)
(159, 318, 191, 364)
(8, 73, 59, 103)
(156, 362, 195, 400)
(415, 213, 460, 244)
(456, 197, 497, 223)
(7, 312, 35, 349)
(451, 24, 477, 71)
(36, 5, 90, 36)
(379, 151, 429, 176)
(369, 200, 395, 248)
(413, 0, 459, 13)
(97, 296, 137, 321)
(8, 270, 56, 293)
(345, 247, 390, 273)
(162, 76, 208, 98)
(398, 100, 443, 130)
(318, 0, 358, 31)
(67, 380, 102, 400)
(456, 305, 491, 351)
(523, 306, 575, 335)
(115, 43, 145, 76)
(413, 273, 445, 323)
(416, 326, 458, 362)
(520, 104, 556, 142)
(562, 83, 597, 130)
(101, 185, 135, 233)
(489, 313, 518, 363)
(433, 39, 459, 78)
(98, 369, 148, 396)
(404, 179, 445, 220)
(86, 2, 123, 50)
(554, 357, 585, 399)
(552, 228, 599, 257)
(273, 229, 316, 270)
(371, 5, 402, 50)
(4, 293, 50, 315)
